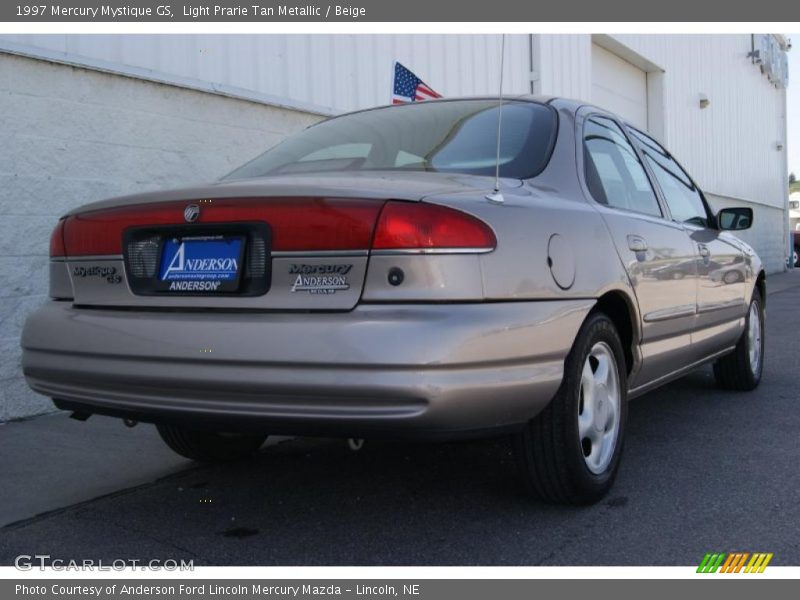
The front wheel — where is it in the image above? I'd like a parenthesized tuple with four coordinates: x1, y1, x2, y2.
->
(713, 288, 764, 391)
(512, 312, 628, 505)
(157, 424, 267, 462)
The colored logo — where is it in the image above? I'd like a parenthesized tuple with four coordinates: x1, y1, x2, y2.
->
(697, 552, 773, 573)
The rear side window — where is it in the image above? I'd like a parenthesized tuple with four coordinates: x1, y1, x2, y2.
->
(628, 128, 710, 228)
(583, 116, 661, 217)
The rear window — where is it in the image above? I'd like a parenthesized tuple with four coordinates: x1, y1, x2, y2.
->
(225, 100, 558, 180)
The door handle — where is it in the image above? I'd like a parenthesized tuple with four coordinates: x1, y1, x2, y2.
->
(698, 244, 710, 258)
(627, 235, 648, 252)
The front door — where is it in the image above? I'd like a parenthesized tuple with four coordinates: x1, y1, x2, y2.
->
(684, 226, 748, 357)
(627, 127, 748, 361)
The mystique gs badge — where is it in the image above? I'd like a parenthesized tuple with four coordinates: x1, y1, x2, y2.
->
(289, 264, 351, 295)
(72, 265, 122, 284)
(183, 204, 200, 223)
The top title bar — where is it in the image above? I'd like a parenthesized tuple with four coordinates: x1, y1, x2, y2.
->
(3, 0, 800, 22)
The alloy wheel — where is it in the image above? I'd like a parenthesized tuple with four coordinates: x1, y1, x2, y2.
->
(578, 342, 621, 474)
(747, 301, 762, 375)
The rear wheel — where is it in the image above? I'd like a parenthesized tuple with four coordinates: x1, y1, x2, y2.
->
(713, 288, 764, 391)
(157, 424, 267, 462)
(513, 312, 628, 505)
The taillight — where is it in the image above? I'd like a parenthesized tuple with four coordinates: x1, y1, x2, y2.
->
(57, 198, 495, 257)
(49, 219, 66, 258)
(372, 201, 496, 252)
(60, 198, 385, 256)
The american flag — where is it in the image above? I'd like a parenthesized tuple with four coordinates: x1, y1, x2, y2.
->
(392, 62, 442, 104)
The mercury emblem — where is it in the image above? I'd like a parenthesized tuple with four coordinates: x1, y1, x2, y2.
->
(183, 204, 200, 223)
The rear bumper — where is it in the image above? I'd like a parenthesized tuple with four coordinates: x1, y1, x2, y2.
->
(21, 299, 593, 438)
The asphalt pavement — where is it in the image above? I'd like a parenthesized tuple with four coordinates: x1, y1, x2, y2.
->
(2, 272, 799, 565)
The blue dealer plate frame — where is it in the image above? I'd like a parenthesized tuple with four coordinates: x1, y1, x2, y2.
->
(123, 222, 272, 297)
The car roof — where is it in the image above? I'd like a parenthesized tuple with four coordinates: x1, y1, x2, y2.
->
(313, 95, 667, 145)
(324, 95, 561, 121)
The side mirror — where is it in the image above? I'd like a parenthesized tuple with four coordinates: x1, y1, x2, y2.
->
(717, 207, 753, 231)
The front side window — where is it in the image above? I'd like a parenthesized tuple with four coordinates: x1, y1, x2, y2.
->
(583, 116, 661, 217)
(224, 100, 558, 180)
(629, 128, 710, 228)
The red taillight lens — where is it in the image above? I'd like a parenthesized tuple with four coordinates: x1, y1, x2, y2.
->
(49, 219, 66, 257)
(60, 198, 385, 256)
(58, 198, 495, 257)
(372, 201, 496, 251)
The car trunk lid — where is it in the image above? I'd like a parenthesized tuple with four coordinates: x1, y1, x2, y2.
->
(54, 172, 512, 310)
(59, 196, 383, 311)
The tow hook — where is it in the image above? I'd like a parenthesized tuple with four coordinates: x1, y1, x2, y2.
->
(347, 438, 365, 451)
(123, 418, 138, 428)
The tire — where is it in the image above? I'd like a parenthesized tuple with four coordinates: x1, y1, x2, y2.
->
(156, 424, 267, 462)
(672, 272, 685, 280)
(794, 249, 799, 267)
(713, 288, 765, 391)
(512, 312, 628, 505)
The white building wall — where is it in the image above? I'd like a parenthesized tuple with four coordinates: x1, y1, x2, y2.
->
(9, 34, 781, 218)
(532, 34, 592, 100)
(615, 34, 789, 272)
(533, 33, 789, 272)
(0, 34, 532, 115)
(0, 52, 321, 421)
(611, 34, 787, 213)
(532, 35, 592, 100)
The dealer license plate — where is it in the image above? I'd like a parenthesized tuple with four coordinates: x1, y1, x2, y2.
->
(158, 235, 245, 293)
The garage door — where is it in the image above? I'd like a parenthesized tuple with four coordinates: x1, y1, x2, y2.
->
(591, 44, 648, 129)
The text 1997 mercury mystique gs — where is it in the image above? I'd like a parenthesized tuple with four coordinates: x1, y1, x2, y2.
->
(21, 97, 765, 505)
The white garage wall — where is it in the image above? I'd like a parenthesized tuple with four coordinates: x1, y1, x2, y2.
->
(534, 34, 787, 211)
(6, 34, 783, 219)
(532, 34, 592, 100)
(533, 33, 789, 272)
(612, 34, 788, 213)
(591, 44, 648, 130)
(616, 34, 790, 273)
(0, 34, 532, 115)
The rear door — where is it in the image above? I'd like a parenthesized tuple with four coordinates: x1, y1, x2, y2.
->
(627, 128, 748, 359)
(579, 112, 698, 389)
